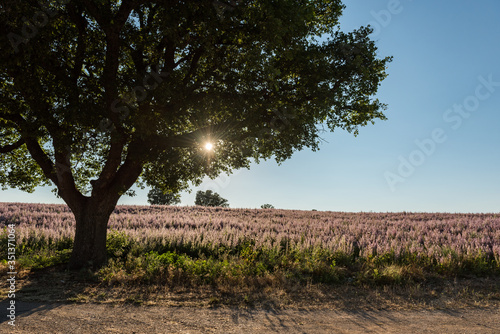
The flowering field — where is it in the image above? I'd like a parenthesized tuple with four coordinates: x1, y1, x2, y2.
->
(1, 202, 500, 285)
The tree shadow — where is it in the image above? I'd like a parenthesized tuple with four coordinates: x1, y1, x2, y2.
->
(0, 299, 61, 325)
(0, 263, 96, 325)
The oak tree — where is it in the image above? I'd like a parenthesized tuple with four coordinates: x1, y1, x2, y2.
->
(0, 0, 391, 269)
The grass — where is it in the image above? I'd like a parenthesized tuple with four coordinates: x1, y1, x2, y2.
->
(2, 218, 500, 309)
(2, 229, 499, 289)
(6, 263, 500, 310)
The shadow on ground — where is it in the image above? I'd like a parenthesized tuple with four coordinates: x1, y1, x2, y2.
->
(0, 263, 94, 326)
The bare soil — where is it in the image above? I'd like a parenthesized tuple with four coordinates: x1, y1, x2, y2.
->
(1, 265, 499, 333)
(0, 302, 499, 334)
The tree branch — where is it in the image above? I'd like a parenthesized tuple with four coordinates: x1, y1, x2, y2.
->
(0, 112, 59, 185)
(92, 137, 127, 191)
(182, 46, 205, 86)
(115, 0, 146, 28)
(68, 4, 88, 88)
(0, 138, 24, 153)
(80, 0, 108, 31)
(23, 137, 58, 186)
(145, 120, 246, 151)
(100, 138, 144, 202)
(0, 112, 25, 126)
(52, 141, 86, 208)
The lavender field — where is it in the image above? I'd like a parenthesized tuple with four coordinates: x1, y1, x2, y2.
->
(1, 202, 500, 285)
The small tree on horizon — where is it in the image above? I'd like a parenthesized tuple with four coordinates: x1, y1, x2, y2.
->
(147, 188, 181, 206)
(195, 190, 229, 208)
(261, 204, 274, 209)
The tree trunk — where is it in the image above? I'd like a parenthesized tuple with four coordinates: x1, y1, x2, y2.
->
(68, 197, 117, 270)
(65, 145, 143, 270)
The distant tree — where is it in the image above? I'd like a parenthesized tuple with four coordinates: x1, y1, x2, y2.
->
(261, 204, 274, 209)
(195, 190, 228, 207)
(147, 188, 181, 205)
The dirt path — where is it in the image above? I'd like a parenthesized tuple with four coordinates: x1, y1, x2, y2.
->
(1, 302, 499, 334)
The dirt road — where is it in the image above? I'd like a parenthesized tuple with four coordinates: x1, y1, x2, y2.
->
(1, 301, 499, 334)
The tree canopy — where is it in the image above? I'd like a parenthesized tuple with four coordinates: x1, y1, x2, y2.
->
(195, 190, 229, 207)
(0, 0, 391, 268)
(147, 188, 181, 205)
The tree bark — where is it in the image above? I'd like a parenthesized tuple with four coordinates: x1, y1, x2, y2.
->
(65, 137, 143, 270)
(68, 196, 118, 270)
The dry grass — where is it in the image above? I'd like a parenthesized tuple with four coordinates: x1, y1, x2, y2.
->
(4, 264, 499, 311)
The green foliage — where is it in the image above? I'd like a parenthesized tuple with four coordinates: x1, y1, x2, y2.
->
(3, 229, 500, 288)
(260, 204, 275, 209)
(106, 230, 133, 261)
(195, 190, 229, 207)
(147, 188, 181, 205)
(1, 0, 392, 269)
(16, 249, 72, 270)
(0, 0, 391, 200)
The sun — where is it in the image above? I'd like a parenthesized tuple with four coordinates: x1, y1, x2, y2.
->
(204, 142, 213, 151)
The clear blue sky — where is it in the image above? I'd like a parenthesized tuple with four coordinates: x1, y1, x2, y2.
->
(2, 1, 500, 213)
